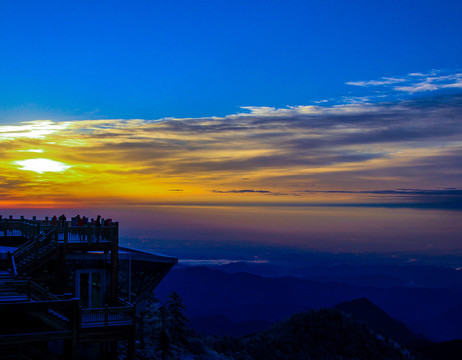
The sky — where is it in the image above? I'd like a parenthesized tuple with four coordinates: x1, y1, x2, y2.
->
(1, 0, 461, 260)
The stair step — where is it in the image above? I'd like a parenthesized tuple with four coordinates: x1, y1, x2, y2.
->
(48, 309, 69, 323)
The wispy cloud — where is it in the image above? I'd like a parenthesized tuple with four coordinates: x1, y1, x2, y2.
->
(347, 69, 462, 95)
(346, 77, 407, 87)
(302, 188, 462, 196)
(0, 90, 461, 207)
(211, 189, 272, 194)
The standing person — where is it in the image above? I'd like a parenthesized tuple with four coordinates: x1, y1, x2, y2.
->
(58, 214, 66, 228)
(95, 215, 101, 241)
(71, 215, 80, 227)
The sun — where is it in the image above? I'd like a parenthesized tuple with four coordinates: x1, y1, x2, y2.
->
(15, 158, 71, 173)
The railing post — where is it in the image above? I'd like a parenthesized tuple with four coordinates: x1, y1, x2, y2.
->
(105, 304, 109, 327)
(35, 235, 39, 260)
(87, 224, 92, 244)
(64, 221, 69, 245)
(20, 216, 24, 236)
(27, 279, 31, 301)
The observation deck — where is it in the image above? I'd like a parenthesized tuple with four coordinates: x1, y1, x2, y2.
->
(0, 215, 167, 360)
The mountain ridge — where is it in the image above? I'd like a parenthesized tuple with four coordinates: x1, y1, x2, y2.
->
(156, 266, 462, 341)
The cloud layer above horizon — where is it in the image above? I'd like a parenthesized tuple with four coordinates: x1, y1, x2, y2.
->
(1, 74, 461, 209)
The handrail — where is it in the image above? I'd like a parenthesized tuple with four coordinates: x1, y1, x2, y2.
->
(80, 304, 135, 327)
(1, 217, 118, 246)
(29, 280, 59, 301)
(10, 255, 17, 277)
(0, 279, 71, 325)
(13, 228, 56, 259)
(0, 279, 59, 302)
(117, 296, 134, 307)
(12, 227, 58, 272)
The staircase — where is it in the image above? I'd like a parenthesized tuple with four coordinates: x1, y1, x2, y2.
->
(0, 277, 71, 328)
(11, 227, 58, 274)
(0, 271, 27, 302)
(0, 270, 14, 281)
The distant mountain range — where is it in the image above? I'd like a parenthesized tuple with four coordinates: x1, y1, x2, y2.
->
(212, 262, 462, 291)
(155, 264, 462, 342)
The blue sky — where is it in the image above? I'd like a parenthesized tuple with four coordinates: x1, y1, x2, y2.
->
(1, 1, 462, 257)
(1, 0, 461, 121)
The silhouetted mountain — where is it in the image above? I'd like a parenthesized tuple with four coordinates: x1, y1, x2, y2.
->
(190, 314, 271, 336)
(156, 266, 462, 341)
(211, 308, 415, 360)
(333, 297, 418, 346)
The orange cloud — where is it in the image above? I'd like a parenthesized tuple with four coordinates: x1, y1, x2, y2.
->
(1, 96, 461, 208)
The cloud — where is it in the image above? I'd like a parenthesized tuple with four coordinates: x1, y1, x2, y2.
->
(301, 188, 462, 198)
(347, 69, 462, 95)
(211, 189, 272, 194)
(1, 91, 461, 207)
(346, 77, 406, 87)
(0, 120, 69, 140)
(298, 188, 462, 210)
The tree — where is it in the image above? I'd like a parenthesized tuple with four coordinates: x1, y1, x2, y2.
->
(139, 295, 163, 353)
(165, 291, 190, 345)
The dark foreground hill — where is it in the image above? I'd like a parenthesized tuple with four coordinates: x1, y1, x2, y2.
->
(333, 297, 418, 346)
(137, 294, 417, 360)
(210, 308, 415, 360)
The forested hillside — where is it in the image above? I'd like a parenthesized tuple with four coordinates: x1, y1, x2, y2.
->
(135, 293, 416, 360)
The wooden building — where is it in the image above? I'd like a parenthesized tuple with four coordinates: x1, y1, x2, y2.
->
(0, 215, 177, 359)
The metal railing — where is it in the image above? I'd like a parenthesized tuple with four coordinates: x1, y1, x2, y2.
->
(2, 216, 119, 274)
(0, 281, 28, 299)
(64, 224, 117, 244)
(0, 216, 118, 245)
(80, 304, 135, 328)
(29, 280, 60, 301)
(0, 279, 134, 329)
(0, 279, 59, 302)
(11, 228, 58, 272)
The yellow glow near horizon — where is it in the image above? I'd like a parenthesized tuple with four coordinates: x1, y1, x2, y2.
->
(15, 158, 71, 174)
(0, 101, 459, 209)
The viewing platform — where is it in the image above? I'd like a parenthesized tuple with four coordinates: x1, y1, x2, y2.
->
(0, 215, 177, 359)
(0, 215, 118, 246)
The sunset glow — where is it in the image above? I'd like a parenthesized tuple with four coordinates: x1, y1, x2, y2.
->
(15, 158, 71, 173)
(1, 94, 461, 210)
